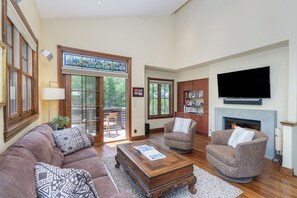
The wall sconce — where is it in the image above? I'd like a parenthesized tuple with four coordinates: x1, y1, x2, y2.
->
(41, 49, 53, 61)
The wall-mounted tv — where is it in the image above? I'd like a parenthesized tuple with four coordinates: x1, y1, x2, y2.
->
(217, 66, 271, 98)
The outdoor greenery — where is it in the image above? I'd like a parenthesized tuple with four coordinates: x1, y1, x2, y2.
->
(71, 75, 126, 108)
(104, 77, 126, 107)
(149, 82, 170, 116)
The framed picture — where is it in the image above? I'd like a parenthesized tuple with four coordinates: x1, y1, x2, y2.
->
(133, 87, 144, 97)
(0, 41, 6, 106)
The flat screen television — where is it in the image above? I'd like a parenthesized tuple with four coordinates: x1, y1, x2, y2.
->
(217, 66, 271, 98)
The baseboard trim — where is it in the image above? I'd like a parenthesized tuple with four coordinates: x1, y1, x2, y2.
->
(130, 135, 147, 141)
(150, 127, 164, 133)
(280, 166, 294, 176)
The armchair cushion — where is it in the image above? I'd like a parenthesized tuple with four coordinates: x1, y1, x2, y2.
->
(206, 145, 237, 167)
(228, 127, 255, 148)
(164, 132, 192, 142)
(172, 118, 192, 134)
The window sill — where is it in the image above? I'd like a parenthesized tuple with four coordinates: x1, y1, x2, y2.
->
(4, 113, 39, 142)
(148, 115, 174, 120)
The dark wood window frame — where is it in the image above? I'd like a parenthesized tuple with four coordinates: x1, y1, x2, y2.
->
(148, 78, 174, 119)
(2, 0, 39, 141)
(57, 45, 132, 143)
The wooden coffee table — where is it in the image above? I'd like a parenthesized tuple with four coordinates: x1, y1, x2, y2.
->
(115, 140, 197, 198)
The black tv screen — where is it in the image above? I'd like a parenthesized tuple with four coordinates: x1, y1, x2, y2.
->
(217, 66, 271, 98)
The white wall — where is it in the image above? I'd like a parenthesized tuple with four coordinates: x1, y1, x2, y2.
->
(174, 0, 297, 68)
(208, 46, 288, 133)
(40, 16, 175, 137)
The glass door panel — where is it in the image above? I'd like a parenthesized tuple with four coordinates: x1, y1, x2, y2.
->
(70, 75, 102, 137)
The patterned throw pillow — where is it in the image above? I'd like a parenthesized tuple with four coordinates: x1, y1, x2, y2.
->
(35, 162, 99, 198)
(53, 125, 91, 155)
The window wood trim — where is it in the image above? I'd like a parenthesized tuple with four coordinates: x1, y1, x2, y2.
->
(2, 0, 39, 142)
(147, 77, 174, 120)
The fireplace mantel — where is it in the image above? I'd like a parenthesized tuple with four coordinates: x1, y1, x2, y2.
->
(215, 107, 277, 159)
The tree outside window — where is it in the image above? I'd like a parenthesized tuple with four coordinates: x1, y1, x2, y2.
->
(148, 78, 174, 119)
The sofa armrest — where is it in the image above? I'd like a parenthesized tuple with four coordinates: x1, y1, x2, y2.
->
(210, 129, 233, 145)
(235, 137, 268, 166)
(87, 134, 95, 146)
(45, 122, 57, 131)
(109, 192, 132, 198)
(164, 120, 174, 134)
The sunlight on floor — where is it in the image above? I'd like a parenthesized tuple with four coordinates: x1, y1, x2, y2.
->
(104, 129, 127, 143)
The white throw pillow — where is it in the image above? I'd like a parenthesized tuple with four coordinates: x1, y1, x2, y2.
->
(228, 126, 255, 148)
(173, 117, 192, 134)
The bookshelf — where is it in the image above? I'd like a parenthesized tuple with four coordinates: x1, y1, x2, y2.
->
(176, 78, 209, 135)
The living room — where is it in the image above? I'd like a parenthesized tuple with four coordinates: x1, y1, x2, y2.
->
(0, 0, 297, 197)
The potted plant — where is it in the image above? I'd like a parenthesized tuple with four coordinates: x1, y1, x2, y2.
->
(52, 116, 70, 130)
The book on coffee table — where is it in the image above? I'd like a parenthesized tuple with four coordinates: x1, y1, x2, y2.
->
(134, 144, 166, 161)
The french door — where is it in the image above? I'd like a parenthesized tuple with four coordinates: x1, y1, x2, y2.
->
(65, 74, 104, 143)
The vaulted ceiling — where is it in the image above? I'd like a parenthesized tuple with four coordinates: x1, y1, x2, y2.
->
(35, 0, 190, 19)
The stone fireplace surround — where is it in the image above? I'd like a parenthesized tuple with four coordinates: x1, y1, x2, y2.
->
(215, 107, 277, 159)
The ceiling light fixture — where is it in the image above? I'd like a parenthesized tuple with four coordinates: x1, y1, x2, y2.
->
(97, 0, 102, 5)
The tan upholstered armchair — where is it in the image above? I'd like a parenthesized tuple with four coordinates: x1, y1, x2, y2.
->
(206, 129, 268, 183)
(163, 119, 197, 152)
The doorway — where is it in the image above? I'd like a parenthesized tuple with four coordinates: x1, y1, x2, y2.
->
(58, 45, 131, 145)
(103, 76, 127, 142)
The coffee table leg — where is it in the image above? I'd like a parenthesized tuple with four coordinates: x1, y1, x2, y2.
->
(115, 155, 120, 168)
(188, 176, 197, 194)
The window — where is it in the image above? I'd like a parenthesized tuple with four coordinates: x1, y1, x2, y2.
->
(3, 5, 38, 141)
(148, 78, 174, 119)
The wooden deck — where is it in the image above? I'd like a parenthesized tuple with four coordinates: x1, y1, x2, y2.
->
(94, 132, 297, 198)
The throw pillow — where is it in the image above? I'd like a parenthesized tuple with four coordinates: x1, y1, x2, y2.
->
(173, 117, 192, 134)
(35, 162, 99, 198)
(228, 126, 255, 148)
(53, 125, 91, 155)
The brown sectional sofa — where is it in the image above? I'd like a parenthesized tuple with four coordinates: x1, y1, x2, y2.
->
(0, 123, 131, 198)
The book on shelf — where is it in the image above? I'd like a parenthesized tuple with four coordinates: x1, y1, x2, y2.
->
(134, 144, 166, 161)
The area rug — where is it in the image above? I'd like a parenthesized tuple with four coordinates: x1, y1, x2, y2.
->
(102, 157, 243, 198)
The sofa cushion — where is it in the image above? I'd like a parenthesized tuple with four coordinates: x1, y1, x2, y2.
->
(173, 117, 192, 134)
(53, 125, 92, 155)
(0, 148, 38, 198)
(35, 162, 99, 198)
(32, 124, 56, 147)
(164, 131, 191, 142)
(93, 176, 119, 198)
(63, 147, 98, 165)
(206, 145, 238, 167)
(50, 147, 64, 167)
(63, 156, 108, 179)
(228, 127, 255, 148)
(13, 130, 54, 164)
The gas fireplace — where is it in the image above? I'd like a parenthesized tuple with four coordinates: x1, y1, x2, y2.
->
(224, 117, 261, 131)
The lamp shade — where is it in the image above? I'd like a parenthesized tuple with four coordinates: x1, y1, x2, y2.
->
(42, 88, 65, 100)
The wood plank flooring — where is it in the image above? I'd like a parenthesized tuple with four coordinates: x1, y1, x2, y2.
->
(94, 132, 297, 198)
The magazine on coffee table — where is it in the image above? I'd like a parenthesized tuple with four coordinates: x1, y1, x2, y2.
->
(134, 144, 166, 161)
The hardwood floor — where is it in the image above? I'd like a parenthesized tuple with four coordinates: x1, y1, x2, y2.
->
(94, 132, 297, 198)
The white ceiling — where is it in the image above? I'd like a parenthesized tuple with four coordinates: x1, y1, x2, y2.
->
(34, 0, 190, 19)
